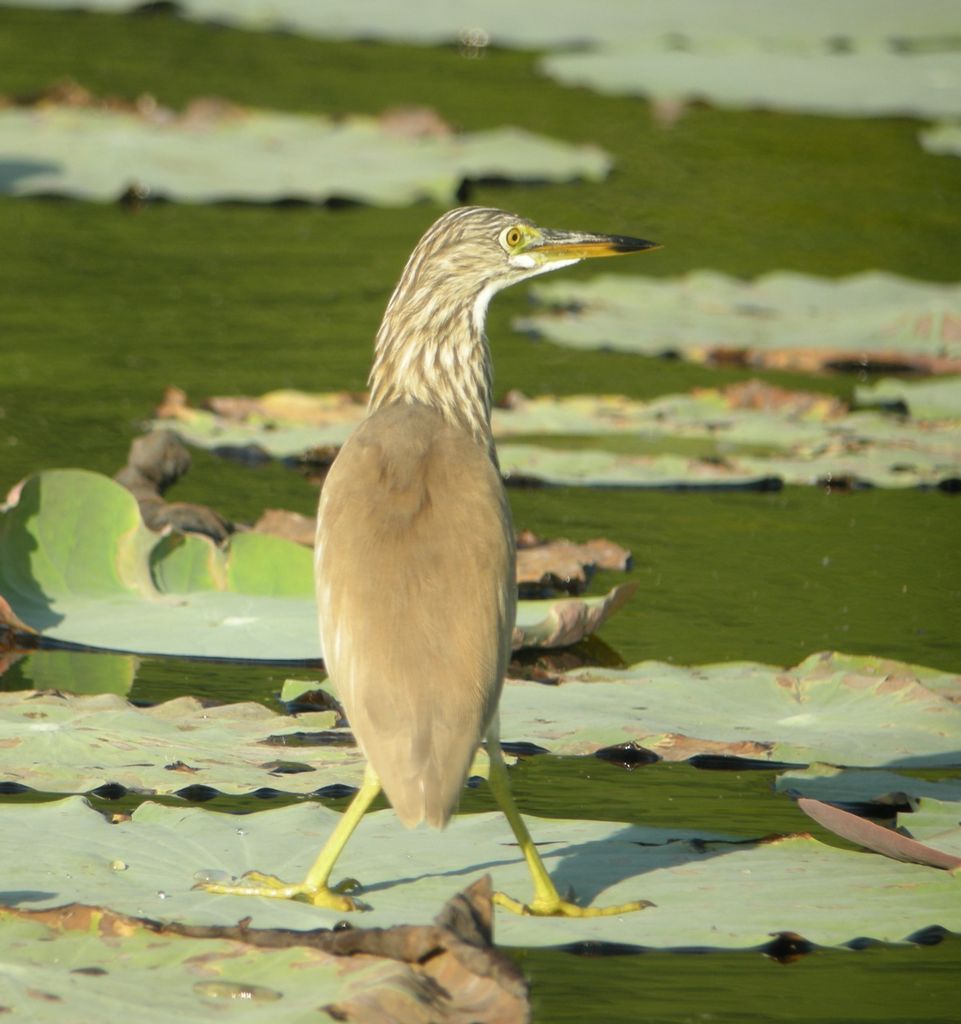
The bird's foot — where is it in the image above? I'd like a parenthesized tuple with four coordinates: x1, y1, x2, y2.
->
(493, 889, 653, 917)
(195, 870, 369, 911)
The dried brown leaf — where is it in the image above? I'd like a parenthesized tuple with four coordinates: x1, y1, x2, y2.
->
(798, 797, 961, 871)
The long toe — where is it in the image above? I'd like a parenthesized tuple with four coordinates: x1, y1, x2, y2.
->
(493, 890, 653, 917)
(195, 872, 369, 911)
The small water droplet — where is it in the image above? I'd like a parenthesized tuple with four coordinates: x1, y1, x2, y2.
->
(193, 981, 282, 1003)
(193, 869, 230, 885)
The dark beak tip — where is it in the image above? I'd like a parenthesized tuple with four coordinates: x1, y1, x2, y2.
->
(615, 237, 660, 254)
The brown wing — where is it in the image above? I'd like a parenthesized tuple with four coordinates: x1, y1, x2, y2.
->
(315, 401, 515, 827)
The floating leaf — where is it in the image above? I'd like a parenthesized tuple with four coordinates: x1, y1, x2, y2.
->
(856, 376, 961, 420)
(502, 651, 961, 767)
(0, 690, 357, 794)
(0, 99, 610, 206)
(797, 797, 961, 871)
(541, 49, 961, 120)
(5, 651, 956, 798)
(152, 375, 961, 490)
(1, 796, 959, 950)
(0, 877, 529, 1024)
(501, 445, 779, 489)
(0, 470, 630, 659)
(776, 765, 961, 807)
(907, 797, 961, 847)
(515, 531, 631, 595)
(11, 0, 961, 53)
(152, 384, 849, 457)
(518, 271, 961, 374)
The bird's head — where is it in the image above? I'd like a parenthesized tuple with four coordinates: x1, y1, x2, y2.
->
(371, 206, 660, 436)
(404, 207, 659, 305)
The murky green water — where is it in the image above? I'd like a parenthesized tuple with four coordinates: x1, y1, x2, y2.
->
(1, 7, 959, 1022)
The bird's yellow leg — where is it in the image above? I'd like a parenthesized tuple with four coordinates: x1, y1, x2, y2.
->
(485, 735, 651, 917)
(196, 764, 381, 911)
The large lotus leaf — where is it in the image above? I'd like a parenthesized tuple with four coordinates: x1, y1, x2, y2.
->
(500, 445, 776, 489)
(519, 270, 961, 374)
(0, 106, 610, 205)
(776, 764, 961, 806)
(904, 797, 961, 846)
(499, 651, 961, 767)
(1, 796, 959, 950)
(0, 691, 354, 795)
(152, 386, 844, 455)
(155, 387, 961, 489)
(12, 0, 961, 51)
(856, 376, 961, 420)
(500, 440, 960, 490)
(5, 651, 957, 798)
(0, 470, 630, 658)
(0, 688, 500, 794)
(0, 916, 406, 1024)
(0, 886, 527, 1024)
(541, 49, 961, 120)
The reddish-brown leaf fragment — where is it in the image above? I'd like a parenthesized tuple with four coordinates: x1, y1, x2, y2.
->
(798, 797, 961, 871)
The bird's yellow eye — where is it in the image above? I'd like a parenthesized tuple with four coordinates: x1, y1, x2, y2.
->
(504, 226, 523, 248)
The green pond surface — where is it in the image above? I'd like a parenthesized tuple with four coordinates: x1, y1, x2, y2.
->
(1, 6, 959, 1023)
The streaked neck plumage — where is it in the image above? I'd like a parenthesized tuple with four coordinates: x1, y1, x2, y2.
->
(367, 215, 500, 454)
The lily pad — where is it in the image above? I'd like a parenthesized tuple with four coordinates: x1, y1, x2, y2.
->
(541, 49, 961, 120)
(0, 101, 610, 206)
(5, 651, 957, 799)
(908, 797, 961, 844)
(0, 878, 528, 1024)
(776, 764, 961, 807)
(0, 690, 355, 795)
(518, 270, 961, 375)
(154, 382, 961, 490)
(1, 796, 959, 950)
(0, 470, 631, 659)
(502, 651, 961, 767)
(502, 438, 960, 490)
(856, 375, 961, 420)
(153, 384, 847, 456)
(12, 0, 961, 52)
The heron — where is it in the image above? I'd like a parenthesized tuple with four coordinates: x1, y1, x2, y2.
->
(200, 207, 658, 916)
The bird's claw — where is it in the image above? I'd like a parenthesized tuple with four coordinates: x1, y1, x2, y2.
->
(492, 890, 653, 917)
(195, 871, 370, 911)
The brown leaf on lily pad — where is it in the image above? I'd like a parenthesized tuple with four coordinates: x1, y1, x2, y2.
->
(797, 797, 961, 872)
(512, 581, 636, 649)
(253, 509, 317, 547)
(515, 530, 631, 596)
(206, 389, 368, 426)
(706, 379, 848, 419)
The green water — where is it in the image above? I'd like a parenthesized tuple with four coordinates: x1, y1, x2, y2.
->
(1, 7, 960, 1022)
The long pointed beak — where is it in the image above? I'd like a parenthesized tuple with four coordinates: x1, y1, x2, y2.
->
(528, 229, 660, 262)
